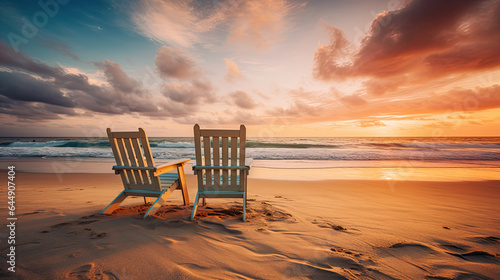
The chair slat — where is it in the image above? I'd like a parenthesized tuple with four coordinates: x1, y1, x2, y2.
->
(222, 137, 229, 185)
(203, 136, 212, 185)
(194, 124, 204, 191)
(139, 128, 160, 189)
(239, 125, 246, 167)
(230, 136, 237, 186)
(107, 128, 129, 188)
(124, 138, 143, 184)
(131, 138, 150, 184)
(213, 137, 220, 186)
(116, 138, 136, 185)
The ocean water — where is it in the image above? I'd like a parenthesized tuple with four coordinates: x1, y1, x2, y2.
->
(1, 137, 499, 169)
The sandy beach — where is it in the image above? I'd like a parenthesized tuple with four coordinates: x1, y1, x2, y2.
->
(1, 171, 499, 279)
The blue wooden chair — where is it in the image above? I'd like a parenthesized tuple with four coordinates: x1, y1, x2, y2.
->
(101, 128, 189, 218)
(190, 124, 251, 221)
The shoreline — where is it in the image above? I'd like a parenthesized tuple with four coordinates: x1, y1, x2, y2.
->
(1, 157, 499, 182)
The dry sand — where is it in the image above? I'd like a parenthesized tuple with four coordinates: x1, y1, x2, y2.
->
(1, 172, 499, 279)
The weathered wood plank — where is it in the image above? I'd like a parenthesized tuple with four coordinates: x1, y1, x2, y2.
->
(107, 128, 129, 189)
(213, 136, 220, 186)
(203, 136, 212, 185)
(124, 138, 143, 184)
(194, 124, 204, 191)
(222, 137, 229, 185)
(116, 138, 136, 185)
(139, 128, 161, 190)
(131, 138, 150, 184)
(231, 136, 237, 185)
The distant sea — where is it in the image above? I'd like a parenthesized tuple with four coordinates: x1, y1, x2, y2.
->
(1, 137, 499, 169)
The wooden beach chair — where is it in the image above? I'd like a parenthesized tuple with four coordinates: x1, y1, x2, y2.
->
(101, 128, 189, 218)
(191, 124, 252, 221)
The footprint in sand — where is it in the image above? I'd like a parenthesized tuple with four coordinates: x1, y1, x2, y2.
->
(66, 263, 118, 280)
(68, 252, 82, 258)
(66, 263, 94, 279)
(90, 232, 107, 239)
(312, 220, 348, 231)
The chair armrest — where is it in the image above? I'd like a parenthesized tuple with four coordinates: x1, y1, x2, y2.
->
(192, 158, 253, 175)
(154, 158, 190, 176)
(193, 165, 250, 170)
(112, 166, 155, 175)
(193, 164, 251, 175)
(113, 158, 190, 176)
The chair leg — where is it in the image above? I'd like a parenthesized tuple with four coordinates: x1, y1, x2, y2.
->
(101, 191, 127, 215)
(144, 182, 178, 218)
(177, 165, 189, 206)
(242, 195, 246, 221)
(190, 192, 200, 220)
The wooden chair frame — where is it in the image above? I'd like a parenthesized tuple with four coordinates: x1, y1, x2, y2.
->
(190, 124, 251, 221)
(101, 128, 189, 218)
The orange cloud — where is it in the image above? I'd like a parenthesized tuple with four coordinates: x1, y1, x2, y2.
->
(132, 0, 199, 47)
(224, 58, 243, 83)
(229, 90, 257, 109)
(131, 0, 299, 51)
(356, 120, 386, 127)
(226, 0, 296, 51)
(313, 0, 500, 94)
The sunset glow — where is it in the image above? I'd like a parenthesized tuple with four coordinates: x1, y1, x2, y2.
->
(1, 0, 499, 137)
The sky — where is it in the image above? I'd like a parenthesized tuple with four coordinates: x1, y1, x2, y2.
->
(0, 0, 499, 137)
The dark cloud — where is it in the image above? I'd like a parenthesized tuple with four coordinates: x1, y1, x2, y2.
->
(0, 40, 197, 120)
(0, 71, 76, 107)
(0, 40, 63, 77)
(229, 90, 257, 109)
(313, 0, 500, 95)
(155, 46, 200, 80)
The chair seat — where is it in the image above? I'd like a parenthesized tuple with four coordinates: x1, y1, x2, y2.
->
(159, 172, 179, 187)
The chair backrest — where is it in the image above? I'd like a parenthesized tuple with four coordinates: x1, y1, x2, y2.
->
(194, 124, 246, 192)
(107, 128, 161, 191)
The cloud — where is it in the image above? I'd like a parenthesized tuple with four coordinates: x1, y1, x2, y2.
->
(229, 90, 257, 109)
(0, 40, 198, 120)
(131, 0, 200, 47)
(313, 0, 500, 94)
(155, 46, 199, 80)
(40, 38, 80, 61)
(312, 26, 353, 81)
(0, 40, 63, 77)
(0, 71, 76, 107)
(356, 120, 386, 127)
(94, 60, 140, 93)
(340, 94, 367, 107)
(225, 0, 296, 51)
(162, 79, 216, 105)
(224, 58, 243, 83)
(131, 0, 299, 51)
